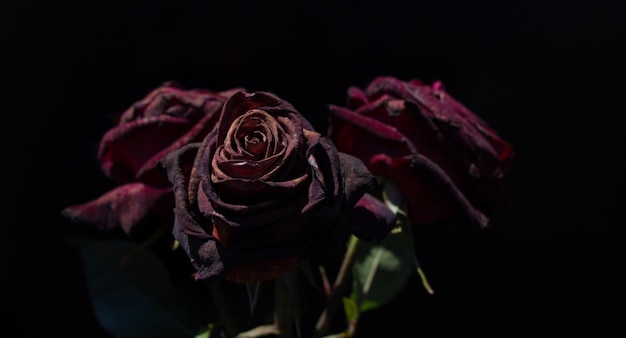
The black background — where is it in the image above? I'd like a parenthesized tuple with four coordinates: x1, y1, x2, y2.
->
(2, 0, 625, 337)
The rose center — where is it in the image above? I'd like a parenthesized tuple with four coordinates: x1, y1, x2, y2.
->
(228, 110, 280, 161)
(244, 130, 268, 157)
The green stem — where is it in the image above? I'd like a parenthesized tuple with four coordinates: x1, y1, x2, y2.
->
(313, 235, 362, 337)
(209, 280, 237, 337)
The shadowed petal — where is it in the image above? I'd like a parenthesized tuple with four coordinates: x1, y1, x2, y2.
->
(61, 182, 172, 234)
(349, 193, 397, 243)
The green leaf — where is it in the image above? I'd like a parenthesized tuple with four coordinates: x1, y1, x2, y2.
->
(234, 324, 280, 337)
(341, 297, 358, 324)
(67, 237, 210, 338)
(380, 178, 435, 294)
(350, 231, 413, 313)
(195, 328, 211, 338)
(397, 215, 436, 295)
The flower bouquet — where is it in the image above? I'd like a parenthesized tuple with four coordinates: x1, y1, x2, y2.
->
(62, 76, 513, 338)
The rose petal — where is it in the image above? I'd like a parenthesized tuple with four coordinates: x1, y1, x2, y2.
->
(366, 76, 513, 180)
(160, 90, 384, 283)
(61, 182, 172, 234)
(159, 143, 212, 238)
(330, 76, 514, 225)
(98, 114, 200, 185)
(349, 193, 397, 243)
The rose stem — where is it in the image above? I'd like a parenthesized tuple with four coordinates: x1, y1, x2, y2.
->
(313, 234, 362, 337)
(317, 265, 332, 297)
(209, 280, 237, 337)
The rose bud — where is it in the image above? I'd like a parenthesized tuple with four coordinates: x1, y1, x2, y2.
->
(327, 76, 514, 228)
(159, 91, 395, 283)
(62, 81, 243, 234)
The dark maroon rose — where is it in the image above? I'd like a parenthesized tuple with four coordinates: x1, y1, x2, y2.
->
(328, 76, 514, 227)
(159, 91, 395, 283)
(62, 81, 243, 234)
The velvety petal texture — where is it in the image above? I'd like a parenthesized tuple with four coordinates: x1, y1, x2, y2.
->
(159, 91, 391, 283)
(348, 192, 397, 242)
(61, 183, 172, 234)
(62, 81, 243, 234)
(328, 76, 514, 227)
(99, 82, 244, 185)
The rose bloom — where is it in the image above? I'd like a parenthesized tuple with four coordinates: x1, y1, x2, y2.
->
(62, 81, 243, 234)
(159, 91, 395, 283)
(327, 76, 514, 227)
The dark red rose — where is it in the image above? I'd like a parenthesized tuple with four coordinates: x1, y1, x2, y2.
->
(62, 81, 243, 234)
(159, 91, 395, 283)
(328, 76, 514, 227)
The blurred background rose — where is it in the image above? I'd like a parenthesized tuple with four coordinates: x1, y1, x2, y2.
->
(328, 76, 514, 228)
(61, 82, 243, 236)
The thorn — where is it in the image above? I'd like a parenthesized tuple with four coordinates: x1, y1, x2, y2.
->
(245, 282, 262, 316)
